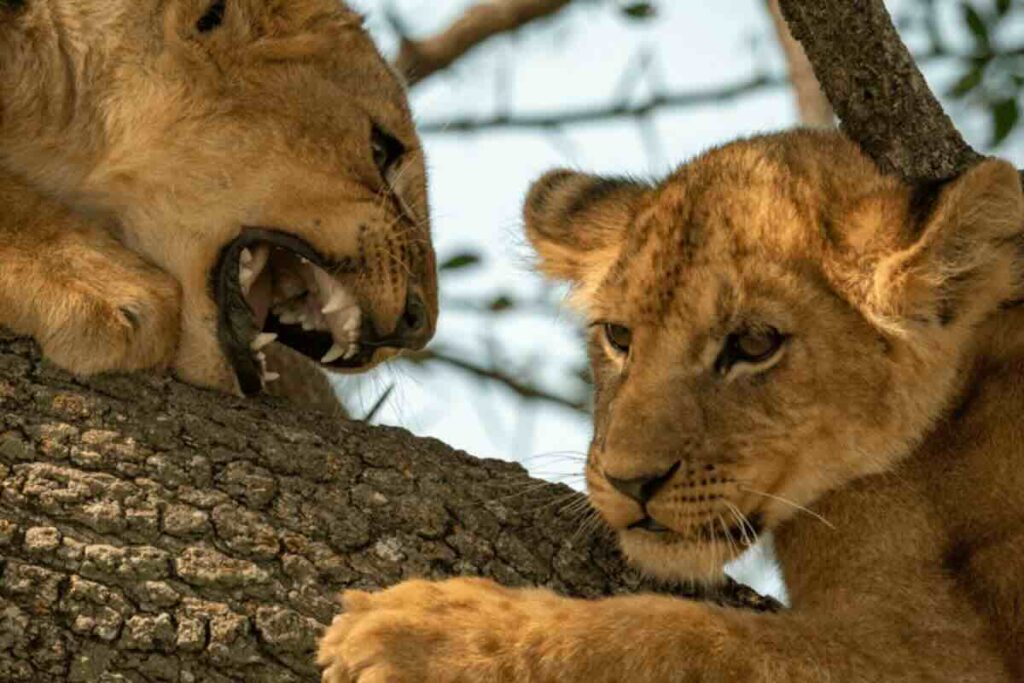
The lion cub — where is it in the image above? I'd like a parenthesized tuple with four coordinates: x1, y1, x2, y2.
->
(319, 130, 1024, 681)
(0, 0, 436, 395)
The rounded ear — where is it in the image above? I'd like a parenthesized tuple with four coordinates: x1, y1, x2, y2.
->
(523, 169, 650, 285)
(868, 158, 1024, 332)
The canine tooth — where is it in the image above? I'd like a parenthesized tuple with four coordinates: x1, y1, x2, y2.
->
(321, 343, 346, 364)
(240, 248, 253, 265)
(250, 333, 277, 351)
(343, 344, 358, 360)
(342, 314, 360, 334)
(240, 265, 254, 286)
(321, 290, 349, 314)
(263, 372, 280, 383)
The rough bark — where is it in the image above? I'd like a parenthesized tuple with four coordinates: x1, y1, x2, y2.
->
(777, 0, 981, 182)
(0, 330, 779, 682)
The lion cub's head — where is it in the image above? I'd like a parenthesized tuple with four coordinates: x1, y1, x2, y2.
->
(525, 130, 1024, 582)
(0, 0, 436, 393)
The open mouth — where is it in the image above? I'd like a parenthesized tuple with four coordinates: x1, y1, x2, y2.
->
(628, 513, 765, 546)
(213, 228, 376, 396)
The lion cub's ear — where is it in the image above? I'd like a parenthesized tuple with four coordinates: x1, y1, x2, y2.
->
(869, 159, 1024, 331)
(524, 170, 650, 285)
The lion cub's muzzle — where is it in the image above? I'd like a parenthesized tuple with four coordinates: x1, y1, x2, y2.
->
(213, 228, 433, 396)
(597, 459, 764, 548)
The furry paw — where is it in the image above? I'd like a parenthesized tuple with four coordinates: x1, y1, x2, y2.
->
(317, 578, 573, 683)
(37, 268, 181, 376)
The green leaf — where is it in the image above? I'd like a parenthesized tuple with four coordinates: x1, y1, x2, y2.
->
(948, 68, 985, 99)
(619, 1, 657, 20)
(990, 98, 1020, 146)
(488, 295, 515, 313)
(961, 2, 990, 48)
(439, 252, 482, 271)
(994, 0, 1010, 16)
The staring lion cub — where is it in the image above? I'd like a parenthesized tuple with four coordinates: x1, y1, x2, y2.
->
(319, 131, 1024, 681)
(0, 0, 436, 395)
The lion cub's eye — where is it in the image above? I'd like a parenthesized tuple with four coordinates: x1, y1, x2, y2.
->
(371, 125, 405, 178)
(604, 323, 632, 355)
(715, 326, 786, 375)
(196, 0, 226, 33)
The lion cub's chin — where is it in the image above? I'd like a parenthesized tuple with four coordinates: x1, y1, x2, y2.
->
(618, 529, 751, 584)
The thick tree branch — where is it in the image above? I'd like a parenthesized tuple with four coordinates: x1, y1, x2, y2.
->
(777, 0, 981, 182)
(395, 0, 571, 87)
(0, 331, 778, 680)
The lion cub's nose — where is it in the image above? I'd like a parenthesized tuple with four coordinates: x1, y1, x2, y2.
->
(605, 461, 681, 504)
(391, 291, 433, 351)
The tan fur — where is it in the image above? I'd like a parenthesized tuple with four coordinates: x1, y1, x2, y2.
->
(318, 130, 1024, 681)
(0, 0, 435, 391)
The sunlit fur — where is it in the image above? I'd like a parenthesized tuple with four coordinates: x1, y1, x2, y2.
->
(0, 0, 436, 391)
(316, 131, 1024, 681)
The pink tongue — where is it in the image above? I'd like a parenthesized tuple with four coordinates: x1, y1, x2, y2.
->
(247, 268, 273, 329)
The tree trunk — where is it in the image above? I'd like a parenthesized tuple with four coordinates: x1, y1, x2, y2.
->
(0, 330, 778, 682)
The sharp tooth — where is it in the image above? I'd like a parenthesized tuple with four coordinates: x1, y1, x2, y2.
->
(342, 314, 360, 334)
(240, 248, 253, 265)
(301, 317, 315, 331)
(263, 372, 280, 383)
(344, 344, 358, 360)
(240, 265, 253, 285)
(250, 333, 277, 351)
(321, 343, 345, 364)
(321, 290, 348, 315)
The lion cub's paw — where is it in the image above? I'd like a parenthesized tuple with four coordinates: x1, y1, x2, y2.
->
(318, 578, 573, 683)
(38, 270, 181, 376)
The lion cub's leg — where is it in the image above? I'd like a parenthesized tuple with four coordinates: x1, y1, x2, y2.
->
(0, 176, 180, 375)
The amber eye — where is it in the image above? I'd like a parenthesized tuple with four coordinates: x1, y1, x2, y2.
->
(371, 125, 405, 178)
(604, 323, 632, 354)
(196, 0, 226, 33)
(715, 326, 786, 374)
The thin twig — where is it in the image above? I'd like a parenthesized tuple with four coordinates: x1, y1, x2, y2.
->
(402, 349, 589, 413)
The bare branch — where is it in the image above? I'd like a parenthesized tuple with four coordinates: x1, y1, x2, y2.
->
(403, 348, 589, 413)
(417, 75, 780, 134)
(396, 0, 572, 87)
(765, 0, 833, 127)
(778, 0, 981, 182)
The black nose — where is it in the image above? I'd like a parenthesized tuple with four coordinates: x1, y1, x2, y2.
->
(605, 461, 681, 504)
(392, 291, 432, 350)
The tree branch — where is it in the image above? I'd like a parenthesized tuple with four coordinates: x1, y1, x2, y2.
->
(395, 0, 572, 87)
(416, 74, 779, 134)
(403, 348, 589, 413)
(777, 0, 981, 182)
(0, 330, 779, 679)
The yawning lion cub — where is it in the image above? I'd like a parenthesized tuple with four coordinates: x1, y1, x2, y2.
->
(0, 0, 437, 395)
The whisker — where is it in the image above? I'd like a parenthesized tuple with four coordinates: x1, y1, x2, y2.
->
(739, 486, 835, 530)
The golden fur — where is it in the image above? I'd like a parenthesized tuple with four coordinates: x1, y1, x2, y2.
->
(0, 0, 436, 392)
(318, 130, 1024, 681)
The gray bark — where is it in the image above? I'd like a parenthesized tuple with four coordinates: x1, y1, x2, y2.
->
(0, 330, 779, 682)
(777, 0, 983, 183)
